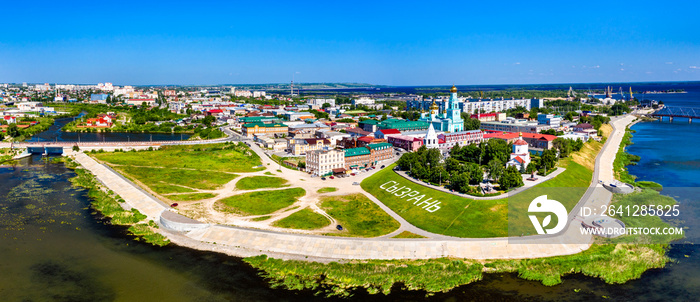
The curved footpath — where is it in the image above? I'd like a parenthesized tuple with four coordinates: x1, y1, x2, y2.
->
(70, 116, 636, 261)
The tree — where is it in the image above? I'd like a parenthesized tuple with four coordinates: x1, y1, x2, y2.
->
(202, 115, 216, 126)
(486, 159, 504, 181)
(484, 139, 509, 164)
(6, 124, 21, 138)
(553, 138, 572, 158)
(462, 115, 481, 131)
(499, 165, 524, 189)
(466, 162, 483, 184)
(540, 149, 558, 172)
(321, 102, 331, 109)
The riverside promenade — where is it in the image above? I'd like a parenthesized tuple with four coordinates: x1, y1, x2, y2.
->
(70, 115, 636, 261)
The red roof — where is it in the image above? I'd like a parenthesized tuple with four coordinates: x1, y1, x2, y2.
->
(514, 156, 525, 164)
(358, 136, 375, 143)
(208, 109, 223, 113)
(3, 116, 14, 120)
(521, 132, 557, 141)
(470, 113, 500, 119)
(514, 139, 528, 145)
(379, 129, 401, 135)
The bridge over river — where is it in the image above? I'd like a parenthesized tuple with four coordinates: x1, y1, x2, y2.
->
(650, 106, 700, 122)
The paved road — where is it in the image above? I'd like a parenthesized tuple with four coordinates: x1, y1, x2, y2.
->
(70, 117, 636, 260)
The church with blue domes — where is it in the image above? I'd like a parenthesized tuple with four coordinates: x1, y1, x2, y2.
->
(418, 85, 464, 132)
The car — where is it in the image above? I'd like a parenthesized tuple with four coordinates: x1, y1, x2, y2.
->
(170, 203, 178, 207)
(321, 177, 326, 180)
(352, 182, 360, 185)
(350, 173, 356, 176)
(329, 176, 335, 179)
(336, 225, 344, 231)
(380, 165, 385, 169)
(396, 152, 400, 155)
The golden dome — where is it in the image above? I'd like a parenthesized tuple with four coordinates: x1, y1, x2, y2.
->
(430, 100, 439, 110)
(450, 85, 457, 93)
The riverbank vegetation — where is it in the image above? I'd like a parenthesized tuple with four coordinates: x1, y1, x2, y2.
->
(2, 116, 56, 142)
(215, 188, 306, 216)
(272, 208, 330, 230)
(320, 194, 400, 237)
(244, 243, 669, 297)
(66, 160, 169, 246)
(613, 127, 639, 184)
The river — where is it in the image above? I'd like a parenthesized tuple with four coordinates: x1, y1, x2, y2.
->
(27, 115, 190, 142)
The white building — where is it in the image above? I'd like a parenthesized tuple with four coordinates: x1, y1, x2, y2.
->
(506, 134, 531, 171)
(423, 123, 439, 149)
(306, 148, 346, 176)
(234, 90, 253, 98)
(352, 97, 375, 106)
(97, 82, 114, 91)
(252, 91, 266, 98)
(113, 86, 135, 96)
(17, 102, 44, 112)
(307, 98, 336, 107)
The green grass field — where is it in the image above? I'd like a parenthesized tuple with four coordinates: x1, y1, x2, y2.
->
(361, 164, 508, 237)
(115, 166, 238, 194)
(507, 158, 593, 236)
(320, 194, 400, 237)
(166, 193, 218, 202)
(235, 176, 289, 190)
(317, 187, 338, 193)
(362, 159, 593, 238)
(215, 188, 306, 215)
(93, 143, 263, 172)
(272, 208, 330, 230)
(392, 231, 426, 238)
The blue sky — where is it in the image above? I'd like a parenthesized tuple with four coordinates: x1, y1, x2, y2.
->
(1, 0, 699, 86)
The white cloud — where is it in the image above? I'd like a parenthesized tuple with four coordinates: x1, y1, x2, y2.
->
(514, 62, 521, 65)
(620, 68, 625, 71)
(592, 65, 600, 69)
(666, 62, 674, 65)
(690, 66, 698, 69)
(645, 71, 653, 74)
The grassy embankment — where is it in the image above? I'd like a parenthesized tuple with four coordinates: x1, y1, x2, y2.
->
(392, 231, 426, 238)
(62, 157, 169, 246)
(320, 194, 400, 237)
(92, 143, 259, 202)
(272, 209, 330, 230)
(215, 188, 306, 216)
(612, 126, 663, 190)
(317, 187, 338, 193)
(244, 242, 668, 297)
(235, 176, 289, 190)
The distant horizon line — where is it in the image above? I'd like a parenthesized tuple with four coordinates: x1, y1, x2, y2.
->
(5, 80, 700, 88)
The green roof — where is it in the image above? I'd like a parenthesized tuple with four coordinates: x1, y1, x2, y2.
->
(359, 119, 379, 125)
(242, 122, 287, 128)
(367, 143, 393, 150)
(378, 119, 429, 131)
(238, 116, 280, 123)
(344, 147, 370, 157)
